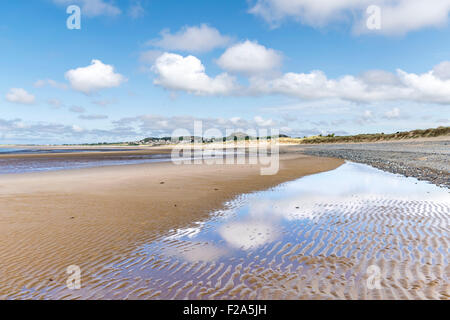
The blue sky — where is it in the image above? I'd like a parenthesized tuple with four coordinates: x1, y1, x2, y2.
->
(1, 0, 449, 144)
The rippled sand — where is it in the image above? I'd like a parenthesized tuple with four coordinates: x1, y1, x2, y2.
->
(4, 162, 447, 300)
(0, 154, 344, 299)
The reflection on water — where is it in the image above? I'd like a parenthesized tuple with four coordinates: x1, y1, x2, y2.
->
(0, 149, 248, 174)
(0, 153, 171, 174)
(0, 147, 143, 154)
(81, 162, 448, 300)
(0, 147, 170, 174)
(0, 148, 26, 153)
(36, 162, 449, 300)
(158, 162, 448, 258)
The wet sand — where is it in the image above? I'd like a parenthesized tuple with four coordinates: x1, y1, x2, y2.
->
(124, 163, 448, 300)
(0, 147, 173, 159)
(0, 153, 343, 299)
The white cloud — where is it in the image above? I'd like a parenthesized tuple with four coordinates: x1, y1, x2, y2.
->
(152, 53, 237, 95)
(384, 107, 401, 119)
(397, 68, 450, 104)
(150, 55, 450, 104)
(53, 0, 121, 17)
(0, 118, 138, 144)
(254, 115, 275, 127)
(432, 61, 450, 80)
(148, 24, 232, 53)
(5, 88, 36, 104)
(359, 0, 450, 35)
(251, 63, 450, 104)
(359, 70, 400, 86)
(65, 59, 126, 94)
(230, 117, 242, 125)
(71, 124, 84, 132)
(249, 0, 450, 35)
(217, 40, 282, 75)
(34, 79, 68, 90)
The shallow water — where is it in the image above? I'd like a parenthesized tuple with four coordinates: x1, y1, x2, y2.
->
(0, 149, 247, 174)
(103, 162, 447, 299)
(160, 161, 449, 254)
(0, 147, 141, 154)
(19, 162, 450, 299)
(0, 148, 26, 153)
(0, 153, 171, 174)
(0, 147, 164, 174)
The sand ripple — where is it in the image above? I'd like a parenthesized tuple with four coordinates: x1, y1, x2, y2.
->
(1, 162, 448, 300)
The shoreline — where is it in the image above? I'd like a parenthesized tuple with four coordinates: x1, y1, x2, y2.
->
(298, 138, 450, 188)
(0, 153, 344, 299)
(0, 148, 173, 159)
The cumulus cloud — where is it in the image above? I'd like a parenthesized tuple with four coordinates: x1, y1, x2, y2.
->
(152, 53, 238, 95)
(53, 0, 121, 17)
(433, 61, 450, 80)
(151, 54, 450, 104)
(254, 115, 275, 127)
(249, 0, 450, 35)
(359, 70, 401, 86)
(397, 67, 450, 104)
(148, 24, 232, 53)
(250, 63, 450, 104)
(5, 88, 36, 104)
(217, 40, 282, 75)
(65, 59, 126, 94)
(250, 70, 390, 101)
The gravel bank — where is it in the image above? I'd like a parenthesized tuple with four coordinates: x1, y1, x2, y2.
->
(300, 139, 450, 188)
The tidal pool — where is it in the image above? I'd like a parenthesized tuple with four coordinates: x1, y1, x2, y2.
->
(48, 162, 450, 299)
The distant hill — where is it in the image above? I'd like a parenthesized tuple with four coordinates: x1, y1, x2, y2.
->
(135, 132, 291, 145)
(72, 127, 448, 146)
(225, 132, 290, 141)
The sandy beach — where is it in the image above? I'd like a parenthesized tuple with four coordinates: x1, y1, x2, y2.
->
(0, 151, 343, 299)
(0, 144, 449, 300)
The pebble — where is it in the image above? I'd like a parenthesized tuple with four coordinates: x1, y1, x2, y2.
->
(303, 141, 450, 188)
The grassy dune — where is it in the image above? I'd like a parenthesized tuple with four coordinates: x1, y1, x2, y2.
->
(281, 126, 450, 144)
